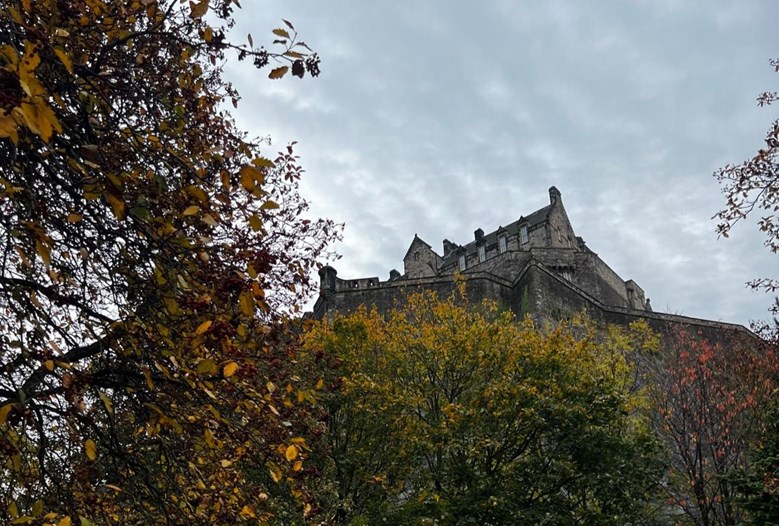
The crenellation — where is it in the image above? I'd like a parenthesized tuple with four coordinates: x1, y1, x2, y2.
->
(312, 187, 755, 344)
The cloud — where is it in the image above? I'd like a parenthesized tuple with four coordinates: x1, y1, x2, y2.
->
(227, 0, 779, 325)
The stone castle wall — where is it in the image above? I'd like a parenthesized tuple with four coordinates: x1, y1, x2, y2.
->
(312, 187, 756, 347)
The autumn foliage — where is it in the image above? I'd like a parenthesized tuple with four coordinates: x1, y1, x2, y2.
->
(715, 57, 779, 294)
(651, 331, 779, 526)
(0, 0, 338, 524)
(304, 288, 665, 525)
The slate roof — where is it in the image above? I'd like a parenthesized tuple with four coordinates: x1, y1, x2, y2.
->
(440, 204, 551, 266)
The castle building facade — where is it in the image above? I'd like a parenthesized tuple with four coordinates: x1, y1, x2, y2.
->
(312, 187, 751, 343)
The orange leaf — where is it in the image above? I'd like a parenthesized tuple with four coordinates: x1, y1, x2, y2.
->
(194, 320, 212, 335)
(268, 66, 288, 80)
(182, 205, 199, 216)
(223, 361, 238, 378)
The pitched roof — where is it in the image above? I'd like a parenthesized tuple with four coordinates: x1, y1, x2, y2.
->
(441, 204, 551, 265)
(403, 234, 433, 261)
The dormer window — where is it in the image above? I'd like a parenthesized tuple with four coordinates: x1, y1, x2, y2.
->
(458, 254, 466, 271)
(478, 245, 486, 263)
(498, 235, 507, 254)
(520, 225, 529, 244)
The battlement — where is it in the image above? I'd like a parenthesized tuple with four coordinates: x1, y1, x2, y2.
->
(312, 187, 753, 344)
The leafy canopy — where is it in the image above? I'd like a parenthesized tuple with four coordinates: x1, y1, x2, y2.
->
(304, 287, 664, 525)
(0, 0, 338, 524)
(650, 331, 778, 526)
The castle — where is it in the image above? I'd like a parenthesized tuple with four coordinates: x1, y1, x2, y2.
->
(312, 187, 751, 343)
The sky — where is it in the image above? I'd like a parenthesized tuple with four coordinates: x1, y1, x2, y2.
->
(224, 1, 778, 327)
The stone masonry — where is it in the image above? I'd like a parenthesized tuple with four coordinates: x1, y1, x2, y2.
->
(312, 187, 753, 344)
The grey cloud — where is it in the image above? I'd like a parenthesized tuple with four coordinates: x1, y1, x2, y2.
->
(225, 0, 779, 325)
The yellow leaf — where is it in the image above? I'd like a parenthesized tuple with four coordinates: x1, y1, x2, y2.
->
(163, 297, 181, 315)
(252, 157, 275, 168)
(143, 369, 155, 389)
(182, 205, 199, 216)
(239, 505, 256, 518)
(189, 0, 209, 19)
(18, 99, 61, 143)
(268, 465, 282, 483)
(285, 444, 298, 461)
(316, 378, 325, 390)
(223, 361, 238, 378)
(239, 165, 264, 192)
(292, 460, 303, 472)
(54, 47, 73, 74)
(0, 112, 19, 144)
(43, 360, 54, 371)
(239, 291, 253, 316)
(186, 184, 209, 204)
(98, 391, 113, 414)
(66, 213, 83, 223)
(194, 320, 212, 335)
(248, 214, 262, 231)
(58, 517, 72, 526)
(105, 191, 125, 220)
(35, 240, 51, 268)
(261, 200, 279, 210)
(220, 459, 233, 468)
(272, 28, 290, 39)
(196, 358, 216, 375)
(84, 439, 97, 461)
(0, 403, 15, 425)
(268, 66, 288, 80)
(19, 43, 42, 97)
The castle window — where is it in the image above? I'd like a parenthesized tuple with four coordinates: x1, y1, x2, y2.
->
(414, 251, 419, 261)
(520, 225, 528, 244)
(478, 245, 486, 263)
(458, 254, 466, 271)
(498, 235, 507, 254)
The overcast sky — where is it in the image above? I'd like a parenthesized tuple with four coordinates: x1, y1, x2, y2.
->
(225, 1, 778, 327)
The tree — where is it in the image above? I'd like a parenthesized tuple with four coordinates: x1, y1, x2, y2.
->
(727, 399, 779, 526)
(714, 58, 779, 294)
(0, 0, 338, 524)
(304, 287, 665, 525)
(650, 331, 779, 526)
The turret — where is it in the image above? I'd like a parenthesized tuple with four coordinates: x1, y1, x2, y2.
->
(318, 265, 337, 299)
